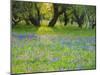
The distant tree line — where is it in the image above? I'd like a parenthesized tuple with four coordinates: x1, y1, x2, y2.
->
(12, 1, 96, 29)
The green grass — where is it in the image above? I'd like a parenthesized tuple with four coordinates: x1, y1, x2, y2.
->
(11, 24, 96, 74)
(12, 24, 95, 37)
(12, 38, 95, 73)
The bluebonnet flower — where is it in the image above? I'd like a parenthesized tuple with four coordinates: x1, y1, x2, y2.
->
(18, 34, 26, 40)
(28, 34, 34, 39)
(51, 57, 59, 62)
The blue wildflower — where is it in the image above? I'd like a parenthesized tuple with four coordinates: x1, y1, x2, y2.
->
(28, 34, 33, 39)
(51, 57, 59, 62)
(18, 34, 26, 39)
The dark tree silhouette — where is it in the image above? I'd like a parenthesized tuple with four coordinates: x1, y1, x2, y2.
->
(48, 4, 67, 27)
(12, 1, 41, 27)
(12, 14, 21, 28)
(63, 11, 69, 26)
(73, 9, 85, 28)
(48, 4, 59, 27)
(28, 3, 40, 27)
(28, 15, 40, 27)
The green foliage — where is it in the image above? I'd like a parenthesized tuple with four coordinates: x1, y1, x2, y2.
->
(12, 1, 39, 21)
(74, 5, 85, 16)
(39, 3, 53, 19)
(12, 1, 96, 28)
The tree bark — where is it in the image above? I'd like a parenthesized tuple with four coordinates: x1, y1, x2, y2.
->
(48, 4, 67, 27)
(28, 15, 40, 27)
(73, 9, 85, 28)
(34, 3, 40, 25)
(28, 3, 41, 27)
(63, 11, 68, 26)
(48, 4, 59, 27)
(48, 15, 59, 27)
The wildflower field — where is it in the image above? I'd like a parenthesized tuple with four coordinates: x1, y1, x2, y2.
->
(11, 1, 96, 74)
(11, 25, 96, 74)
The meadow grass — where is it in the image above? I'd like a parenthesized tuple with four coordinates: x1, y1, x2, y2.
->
(11, 24, 96, 74)
(12, 23, 95, 37)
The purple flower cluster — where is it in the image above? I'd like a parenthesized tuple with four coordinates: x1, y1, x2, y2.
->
(12, 33, 38, 40)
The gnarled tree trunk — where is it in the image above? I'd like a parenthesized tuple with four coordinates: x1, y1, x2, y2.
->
(28, 3, 41, 27)
(48, 4, 67, 27)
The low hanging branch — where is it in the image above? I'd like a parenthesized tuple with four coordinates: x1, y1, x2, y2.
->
(12, 14, 21, 28)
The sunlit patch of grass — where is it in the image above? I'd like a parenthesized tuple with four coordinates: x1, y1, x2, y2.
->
(37, 26, 54, 34)
(12, 23, 95, 37)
